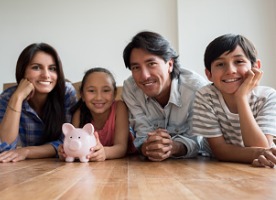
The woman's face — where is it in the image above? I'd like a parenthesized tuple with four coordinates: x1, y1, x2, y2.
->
(24, 51, 58, 95)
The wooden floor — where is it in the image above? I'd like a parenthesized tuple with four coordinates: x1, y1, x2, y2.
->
(0, 155, 275, 200)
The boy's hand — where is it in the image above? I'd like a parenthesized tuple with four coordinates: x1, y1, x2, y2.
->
(235, 67, 263, 99)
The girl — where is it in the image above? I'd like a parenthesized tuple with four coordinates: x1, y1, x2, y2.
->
(0, 43, 77, 162)
(59, 67, 136, 161)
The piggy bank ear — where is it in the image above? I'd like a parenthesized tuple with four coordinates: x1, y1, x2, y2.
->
(62, 123, 75, 135)
(83, 123, 95, 135)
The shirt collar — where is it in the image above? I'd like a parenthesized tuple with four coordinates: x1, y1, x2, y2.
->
(145, 77, 182, 107)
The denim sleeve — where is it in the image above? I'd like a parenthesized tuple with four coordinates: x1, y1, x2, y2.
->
(171, 134, 201, 158)
(0, 139, 18, 153)
(48, 138, 63, 156)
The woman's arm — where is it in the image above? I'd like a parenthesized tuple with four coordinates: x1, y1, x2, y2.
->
(0, 143, 56, 162)
(0, 80, 34, 144)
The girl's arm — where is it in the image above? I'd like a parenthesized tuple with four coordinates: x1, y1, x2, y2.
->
(207, 136, 266, 163)
(104, 100, 129, 159)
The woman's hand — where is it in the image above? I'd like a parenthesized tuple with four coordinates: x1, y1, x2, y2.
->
(14, 79, 35, 101)
(87, 131, 106, 162)
(0, 148, 30, 163)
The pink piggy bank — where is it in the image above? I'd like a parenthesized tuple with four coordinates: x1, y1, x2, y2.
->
(62, 123, 97, 163)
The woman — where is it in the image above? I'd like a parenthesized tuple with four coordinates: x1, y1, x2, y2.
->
(0, 43, 77, 162)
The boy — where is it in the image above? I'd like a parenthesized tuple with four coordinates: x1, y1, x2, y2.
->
(192, 34, 276, 167)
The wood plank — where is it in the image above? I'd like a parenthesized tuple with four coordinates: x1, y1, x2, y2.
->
(0, 156, 275, 200)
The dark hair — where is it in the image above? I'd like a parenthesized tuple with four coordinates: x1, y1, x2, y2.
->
(16, 43, 66, 142)
(123, 31, 181, 79)
(204, 34, 258, 72)
(71, 67, 117, 128)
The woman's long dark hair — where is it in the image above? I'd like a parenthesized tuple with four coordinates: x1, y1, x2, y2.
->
(70, 67, 117, 128)
(16, 43, 66, 142)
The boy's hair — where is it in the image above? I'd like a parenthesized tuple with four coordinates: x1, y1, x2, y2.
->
(123, 31, 181, 79)
(16, 43, 66, 141)
(70, 67, 117, 128)
(204, 34, 258, 72)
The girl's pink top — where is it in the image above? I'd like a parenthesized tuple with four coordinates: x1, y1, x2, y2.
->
(92, 101, 116, 146)
(92, 101, 137, 154)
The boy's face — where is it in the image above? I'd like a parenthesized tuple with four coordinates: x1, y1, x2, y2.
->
(205, 45, 254, 96)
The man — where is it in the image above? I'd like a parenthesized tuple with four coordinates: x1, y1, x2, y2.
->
(122, 31, 207, 161)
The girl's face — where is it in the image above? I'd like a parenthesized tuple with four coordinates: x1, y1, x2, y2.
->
(81, 72, 115, 116)
(24, 51, 58, 95)
(205, 45, 254, 97)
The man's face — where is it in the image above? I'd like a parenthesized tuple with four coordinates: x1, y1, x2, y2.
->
(129, 48, 173, 102)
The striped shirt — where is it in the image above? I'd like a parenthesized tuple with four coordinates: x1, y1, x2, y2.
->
(192, 84, 276, 154)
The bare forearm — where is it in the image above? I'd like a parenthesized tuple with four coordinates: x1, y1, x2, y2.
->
(24, 144, 57, 159)
(213, 144, 265, 163)
(0, 96, 23, 143)
(237, 98, 268, 147)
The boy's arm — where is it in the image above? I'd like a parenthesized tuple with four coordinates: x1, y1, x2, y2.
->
(207, 136, 266, 163)
(236, 97, 269, 147)
(235, 67, 269, 147)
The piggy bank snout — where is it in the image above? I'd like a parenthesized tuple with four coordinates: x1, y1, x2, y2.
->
(68, 139, 82, 151)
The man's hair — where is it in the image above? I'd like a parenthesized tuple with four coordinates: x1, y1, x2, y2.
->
(123, 31, 181, 79)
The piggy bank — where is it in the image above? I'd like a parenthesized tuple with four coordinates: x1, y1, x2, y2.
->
(62, 123, 97, 163)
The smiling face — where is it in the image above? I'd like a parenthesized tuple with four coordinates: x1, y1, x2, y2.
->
(129, 48, 173, 104)
(205, 45, 253, 98)
(81, 72, 115, 116)
(24, 51, 57, 95)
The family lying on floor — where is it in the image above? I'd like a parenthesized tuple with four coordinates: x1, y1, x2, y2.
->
(0, 31, 275, 168)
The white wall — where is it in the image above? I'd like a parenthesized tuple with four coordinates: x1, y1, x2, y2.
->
(177, 0, 276, 88)
(1, 0, 275, 92)
(0, 0, 177, 91)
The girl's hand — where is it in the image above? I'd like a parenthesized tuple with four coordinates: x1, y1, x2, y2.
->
(0, 148, 30, 163)
(58, 144, 66, 161)
(87, 131, 106, 162)
(252, 147, 276, 168)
